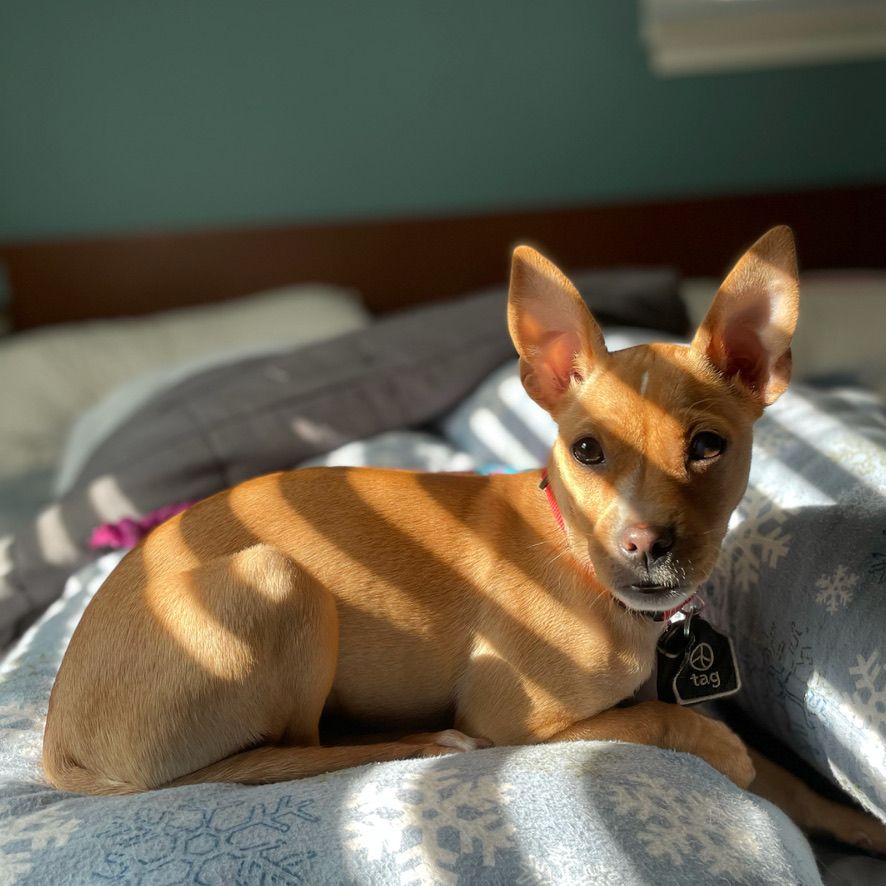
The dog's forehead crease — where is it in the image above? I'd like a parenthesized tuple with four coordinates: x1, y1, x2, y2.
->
(612, 343, 708, 390)
(579, 344, 727, 428)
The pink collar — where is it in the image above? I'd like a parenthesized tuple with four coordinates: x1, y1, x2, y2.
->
(539, 469, 566, 533)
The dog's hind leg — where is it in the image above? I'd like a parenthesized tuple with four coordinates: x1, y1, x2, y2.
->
(748, 749, 886, 854)
(46, 543, 341, 794)
(151, 545, 488, 789)
(167, 730, 490, 787)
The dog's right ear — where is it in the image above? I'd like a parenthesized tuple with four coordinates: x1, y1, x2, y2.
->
(691, 225, 799, 407)
(507, 246, 607, 412)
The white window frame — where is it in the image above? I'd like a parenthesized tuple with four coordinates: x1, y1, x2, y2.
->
(640, 0, 886, 76)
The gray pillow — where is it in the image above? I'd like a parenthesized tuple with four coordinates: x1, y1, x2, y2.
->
(568, 266, 686, 334)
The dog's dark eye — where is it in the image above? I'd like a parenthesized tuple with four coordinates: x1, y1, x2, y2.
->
(689, 432, 727, 462)
(572, 437, 605, 466)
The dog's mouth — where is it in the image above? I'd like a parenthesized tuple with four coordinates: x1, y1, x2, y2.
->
(582, 539, 706, 614)
(611, 581, 694, 614)
(630, 581, 671, 592)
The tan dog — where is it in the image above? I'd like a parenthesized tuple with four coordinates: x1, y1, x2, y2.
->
(43, 227, 885, 850)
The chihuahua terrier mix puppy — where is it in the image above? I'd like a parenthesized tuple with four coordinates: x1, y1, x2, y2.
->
(44, 227, 885, 851)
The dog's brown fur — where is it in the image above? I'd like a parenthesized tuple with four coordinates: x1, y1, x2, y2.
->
(43, 228, 885, 851)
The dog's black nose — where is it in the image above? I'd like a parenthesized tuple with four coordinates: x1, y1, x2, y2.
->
(620, 523, 675, 570)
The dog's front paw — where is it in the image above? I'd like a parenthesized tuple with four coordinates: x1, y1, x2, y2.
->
(665, 708, 755, 789)
(691, 716, 755, 789)
(401, 729, 493, 758)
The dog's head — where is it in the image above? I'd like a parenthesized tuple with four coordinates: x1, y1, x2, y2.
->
(508, 226, 799, 613)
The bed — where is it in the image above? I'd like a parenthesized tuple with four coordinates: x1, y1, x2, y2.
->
(1, 187, 885, 885)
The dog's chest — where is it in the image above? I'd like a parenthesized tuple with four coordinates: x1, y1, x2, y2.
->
(518, 596, 660, 715)
(574, 616, 656, 700)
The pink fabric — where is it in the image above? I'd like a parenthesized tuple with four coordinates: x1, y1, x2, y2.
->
(89, 502, 196, 551)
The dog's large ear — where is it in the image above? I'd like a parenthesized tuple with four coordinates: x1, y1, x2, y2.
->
(691, 225, 799, 407)
(507, 245, 607, 412)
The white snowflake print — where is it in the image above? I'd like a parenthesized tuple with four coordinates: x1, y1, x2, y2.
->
(0, 803, 81, 886)
(343, 765, 515, 885)
(709, 488, 791, 593)
(850, 650, 886, 737)
(815, 565, 858, 614)
(602, 772, 791, 882)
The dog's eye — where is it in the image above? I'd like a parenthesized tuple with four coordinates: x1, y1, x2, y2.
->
(572, 437, 605, 466)
(689, 432, 727, 461)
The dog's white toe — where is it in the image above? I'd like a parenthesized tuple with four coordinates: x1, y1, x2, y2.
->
(432, 729, 493, 752)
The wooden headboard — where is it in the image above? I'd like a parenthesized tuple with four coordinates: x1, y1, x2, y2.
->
(2, 183, 884, 331)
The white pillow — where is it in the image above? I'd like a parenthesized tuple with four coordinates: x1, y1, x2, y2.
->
(56, 343, 306, 495)
(682, 272, 886, 400)
(298, 430, 476, 472)
(0, 285, 370, 480)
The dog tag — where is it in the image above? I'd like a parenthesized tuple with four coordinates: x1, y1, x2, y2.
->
(657, 616, 741, 705)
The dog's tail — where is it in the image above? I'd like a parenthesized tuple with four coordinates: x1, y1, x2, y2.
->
(44, 741, 423, 795)
(166, 742, 420, 788)
(42, 749, 142, 796)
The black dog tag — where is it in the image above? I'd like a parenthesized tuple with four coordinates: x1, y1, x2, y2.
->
(657, 616, 741, 705)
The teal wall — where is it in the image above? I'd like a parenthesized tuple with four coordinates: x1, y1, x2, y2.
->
(2, 1, 886, 241)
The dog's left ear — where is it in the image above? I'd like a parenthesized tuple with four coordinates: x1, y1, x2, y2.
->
(691, 225, 799, 407)
(508, 245, 607, 412)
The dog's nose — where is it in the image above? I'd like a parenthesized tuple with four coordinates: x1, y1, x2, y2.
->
(620, 523, 675, 569)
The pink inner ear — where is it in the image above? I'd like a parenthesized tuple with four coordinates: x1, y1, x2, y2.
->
(716, 313, 769, 394)
(541, 329, 584, 393)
